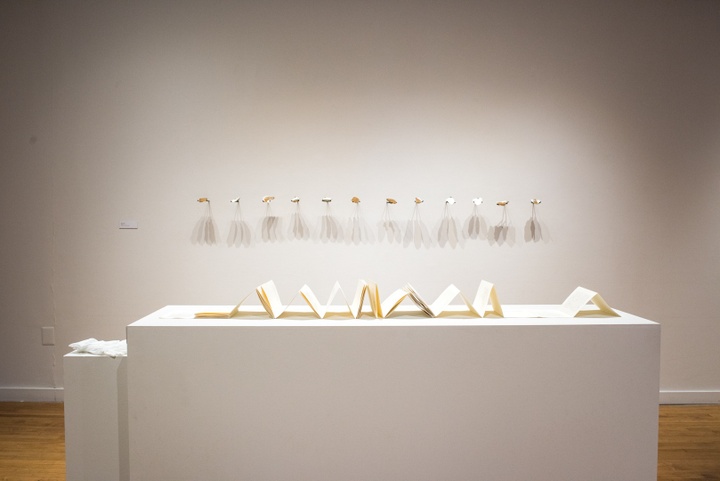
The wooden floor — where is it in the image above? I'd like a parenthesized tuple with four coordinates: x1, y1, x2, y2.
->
(658, 405, 720, 481)
(0, 403, 718, 481)
(0, 403, 65, 481)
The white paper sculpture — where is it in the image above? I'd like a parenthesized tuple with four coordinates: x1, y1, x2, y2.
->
(69, 338, 127, 358)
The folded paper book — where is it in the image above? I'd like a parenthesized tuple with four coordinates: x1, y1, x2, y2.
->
(192, 282, 615, 320)
(297, 281, 369, 319)
(503, 287, 619, 318)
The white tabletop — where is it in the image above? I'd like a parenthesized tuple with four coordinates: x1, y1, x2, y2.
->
(129, 305, 657, 328)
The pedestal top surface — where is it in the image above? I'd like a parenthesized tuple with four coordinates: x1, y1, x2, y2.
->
(128, 305, 658, 328)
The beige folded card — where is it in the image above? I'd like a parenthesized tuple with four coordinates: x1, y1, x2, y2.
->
(558, 286, 618, 317)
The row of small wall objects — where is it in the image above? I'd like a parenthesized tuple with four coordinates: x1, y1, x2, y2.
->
(194, 195, 546, 248)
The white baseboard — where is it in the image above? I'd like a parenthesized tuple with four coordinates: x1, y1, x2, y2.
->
(1, 387, 717, 405)
(0, 387, 64, 402)
(660, 390, 720, 404)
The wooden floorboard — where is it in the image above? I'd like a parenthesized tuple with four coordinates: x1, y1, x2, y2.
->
(658, 405, 720, 481)
(0, 402, 718, 480)
(0, 402, 65, 481)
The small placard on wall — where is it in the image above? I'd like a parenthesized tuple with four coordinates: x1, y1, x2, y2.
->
(119, 220, 139, 229)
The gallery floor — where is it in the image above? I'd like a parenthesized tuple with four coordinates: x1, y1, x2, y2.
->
(0, 402, 718, 481)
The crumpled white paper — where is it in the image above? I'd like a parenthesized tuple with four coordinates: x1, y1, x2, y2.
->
(69, 338, 127, 358)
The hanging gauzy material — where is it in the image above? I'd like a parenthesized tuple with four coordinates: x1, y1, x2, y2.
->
(404, 197, 432, 249)
(288, 197, 310, 240)
(525, 199, 543, 242)
(464, 197, 487, 240)
(437, 196, 459, 248)
(492, 200, 513, 245)
(346, 197, 374, 245)
(318, 197, 344, 243)
(228, 197, 252, 247)
(379, 198, 402, 244)
(260, 196, 282, 242)
(192, 197, 219, 245)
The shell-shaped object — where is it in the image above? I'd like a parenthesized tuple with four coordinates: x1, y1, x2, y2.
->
(445, 197, 456, 205)
(351, 196, 361, 203)
(530, 199, 542, 205)
(386, 198, 397, 204)
(290, 197, 300, 203)
(414, 197, 424, 204)
(496, 200, 509, 206)
(322, 197, 332, 203)
(197, 197, 209, 203)
(262, 196, 275, 203)
(472, 197, 483, 205)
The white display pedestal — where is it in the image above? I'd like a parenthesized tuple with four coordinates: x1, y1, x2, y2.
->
(63, 353, 128, 481)
(127, 306, 660, 481)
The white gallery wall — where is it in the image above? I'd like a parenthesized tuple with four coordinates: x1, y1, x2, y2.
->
(1, 0, 719, 402)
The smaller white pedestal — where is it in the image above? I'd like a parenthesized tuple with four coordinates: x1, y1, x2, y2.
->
(63, 353, 128, 481)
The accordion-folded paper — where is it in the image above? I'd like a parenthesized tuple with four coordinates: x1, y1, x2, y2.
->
(193, 282, 617, 319)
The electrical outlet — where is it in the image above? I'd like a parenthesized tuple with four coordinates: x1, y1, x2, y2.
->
(42, 327, 55, 346)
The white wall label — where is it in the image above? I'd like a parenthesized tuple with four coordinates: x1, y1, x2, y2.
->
(119, 220, 139, 229)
